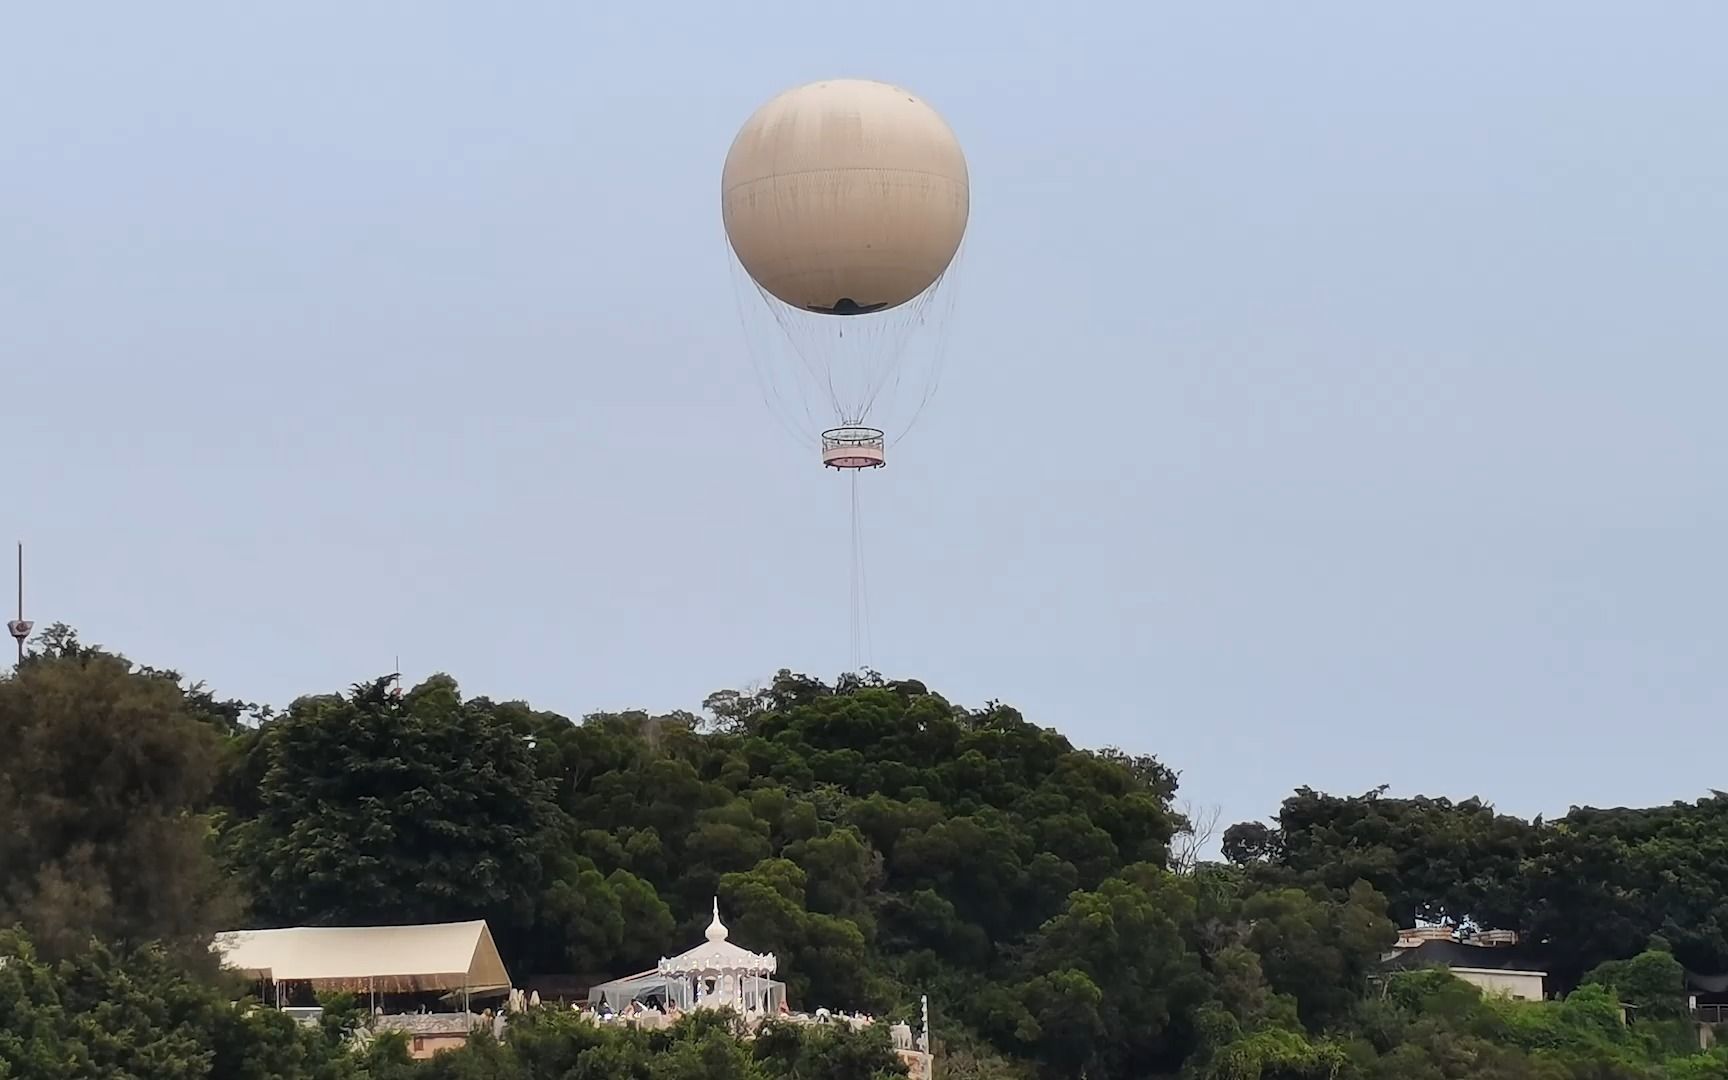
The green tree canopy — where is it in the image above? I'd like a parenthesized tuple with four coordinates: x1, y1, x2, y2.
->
(12, 633, 1728, 1078)
(225, 673, 565, 940)
(0, 631, 236, 966)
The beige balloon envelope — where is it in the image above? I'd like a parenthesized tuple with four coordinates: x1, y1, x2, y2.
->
(722, 79, 970, 315)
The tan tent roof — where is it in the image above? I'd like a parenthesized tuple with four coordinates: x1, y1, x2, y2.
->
(211, 920, 511, 994)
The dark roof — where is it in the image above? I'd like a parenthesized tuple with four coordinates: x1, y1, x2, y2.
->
(1686, 971, 1728, 995)
(1384, 939, 1550, 974)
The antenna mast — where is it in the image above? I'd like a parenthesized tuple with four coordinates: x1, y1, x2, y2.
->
(7, 543, 32, 665)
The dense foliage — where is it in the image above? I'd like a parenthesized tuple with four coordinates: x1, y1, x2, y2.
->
(1223, 786, 1728, 981)
(0, 629, 236, 968)
(5, 627, 1728, 1078)
(0, 930, 906, 1080)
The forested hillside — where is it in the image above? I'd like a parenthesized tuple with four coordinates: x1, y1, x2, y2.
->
(4, 626, 1728, 1078)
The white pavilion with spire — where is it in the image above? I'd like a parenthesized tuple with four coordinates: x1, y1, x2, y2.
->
(587, 899, 785, 1016)
(581, 898, 933, 1077)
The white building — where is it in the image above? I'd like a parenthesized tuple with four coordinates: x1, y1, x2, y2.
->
(1445, 966, 1547, 1002)
(1386, 927, 1548, 1002)
(588, 899, 786, 1016)
(586, 898, 935, 1076)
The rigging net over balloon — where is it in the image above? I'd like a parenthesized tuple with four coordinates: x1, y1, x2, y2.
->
(722, 78, 970, 466)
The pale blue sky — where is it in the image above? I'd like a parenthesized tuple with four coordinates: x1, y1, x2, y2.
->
(3, 4, 1725, 838)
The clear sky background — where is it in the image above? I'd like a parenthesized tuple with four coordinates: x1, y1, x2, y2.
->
(3, 4, 1724, 840)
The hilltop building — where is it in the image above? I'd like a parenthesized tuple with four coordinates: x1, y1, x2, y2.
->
(211, 904, 934, 1074)
(1384, 925, 1549, 1001)
(587, 899, 934, 1079)
(588, 898, 784, 1015)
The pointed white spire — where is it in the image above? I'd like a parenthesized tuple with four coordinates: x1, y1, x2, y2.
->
(706, 896, 729, 943)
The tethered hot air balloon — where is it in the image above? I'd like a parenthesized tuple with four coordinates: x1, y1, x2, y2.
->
(722, 79, 970, 662)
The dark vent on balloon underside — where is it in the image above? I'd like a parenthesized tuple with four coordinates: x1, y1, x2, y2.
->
(808, 298, 888, 315)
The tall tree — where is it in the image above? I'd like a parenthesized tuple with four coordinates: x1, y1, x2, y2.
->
(225, 674, 564, 934)
(1226, 786, 1533, 931)
(0, 635, 235, 964)
(994, 865, 1212, 1077)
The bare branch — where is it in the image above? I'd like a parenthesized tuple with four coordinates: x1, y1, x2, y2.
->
(1170, 800, 1224, 875)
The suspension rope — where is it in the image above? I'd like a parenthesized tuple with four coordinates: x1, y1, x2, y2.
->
(849, 473, 860, 668)
(891, 252, 966, 446)
(724, 237, 822, 447)
(857, 473, 873, 666)
(847, 471, 873, 670)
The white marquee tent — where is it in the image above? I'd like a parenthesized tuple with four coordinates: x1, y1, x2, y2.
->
(211, 920, 511, 996)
